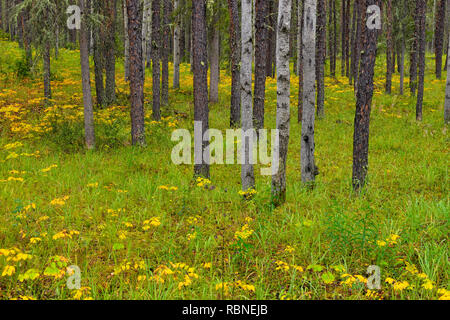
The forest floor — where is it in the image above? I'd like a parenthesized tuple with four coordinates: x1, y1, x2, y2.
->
(0, 37, 448, 300)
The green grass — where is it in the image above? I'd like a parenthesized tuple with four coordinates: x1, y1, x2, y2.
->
(0, 39, 448, 300)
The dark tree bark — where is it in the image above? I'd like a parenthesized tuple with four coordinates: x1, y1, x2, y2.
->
(126, 0, 146, 146)
(161, 0, 171, 106)
(209, 10, 220, 104)
(410, 2, 420, 95)
(345, 0, 350, 77)
(253, 0, 268, 131)
(298, 0, 304, 122)
(434, 0, 446, 79)
(416, 0, 426, 121)
(79, 0, 95, 149)
(227, 0, 241, 127)
(43, 41, 51, 103)
(104, 0, 117, 105)
(349, 0, 357, 84)
(93, 0, 105, 106)
(152, 0, 161, 120)
(192, 0, 209, 178)
(352, 0, 380, 192)
(341, 0, 346, 76)
(316, 0, 326, 118)
(445, 33, 450, 123)
(329, 0, 337, 77)
(385, 0, 393, 94)
(353, 0, 362, 91)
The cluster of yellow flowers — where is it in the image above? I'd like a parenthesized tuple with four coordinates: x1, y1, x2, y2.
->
(158, 185, 178, 191)
(215, 280, 255, 296)
(142, 217, 161, 230)
(376, 234, 400, 247)
(52, 229, 80, 240)
(196, 177, 211, 188)
(50, 196, 69, 206)
(238, 188, 257, 199)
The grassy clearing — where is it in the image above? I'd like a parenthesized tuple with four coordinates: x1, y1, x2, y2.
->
(0, 39, 448, 300)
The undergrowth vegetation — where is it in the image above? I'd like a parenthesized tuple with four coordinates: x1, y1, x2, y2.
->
(0, 40, 448, 300)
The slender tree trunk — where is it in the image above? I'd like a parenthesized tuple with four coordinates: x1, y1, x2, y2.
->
(272, 0, 292, 204)
(161, 0, 171, 106)
(445, 33, 450, 123)
(330, 0, 338, 78)
(354, 0, 362, 92)
(399, 39, 405, 95)
(350, 0, 357, 84)
(152, 0, 161, 120)
(228, 0, 241, 127)
(124, 0, 130, 81)
(79, 0, 95, 149)
(410, 2, 420, 95)
(352, 0, 380, 192)
(240, 0, 255, 191)
(316, 0, 326, 118)
(192, 0, 210, 178)
(173, 0, 181, 88)
(416, 0, 427, 121)
(345, 0, 350, 77)
(341, 0, 346, 76)
(209, 16, 220, 103)
(105, 0, 117, 105)
(301, 0, 318, 185)
(253, 0, 268, 132)
(266, 0, 274, 77)
(126, 0, 146, 146)
(385, 0, 393, 94)
(298, 0, 304, 122)
(434, 0, 446, 79)
(142, 0, 149, 70)
(329, 0, 336, 77)
(93, 1, 105, 106)
(43, 41, 51, 103)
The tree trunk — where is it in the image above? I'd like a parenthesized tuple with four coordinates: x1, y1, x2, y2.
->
(316, 0, 326, 118)
(345, 0, 350, 77)
(209, 17, 220, 103)
(298, 0, 304, 122)
(266, 0, 274, 77)
(329, 0, 336, 77)
(161, 0, 171, 106)
(350, 0, 357, 84)
(192, 0, 210, 178)
(410, 2, 420, 95)
(301, 0, 317, 185)
(445, 33, 450, 123)
(253, 0, 268, 131)
(173, 0, 181, 89)
(385, 0, 393, 94)
(399, 39, 405, 95)
(240, 0, 255, 191)
(434, 0, 446, 79)
(272, 0, 292, 204)
(416, 0, 427, 121)
(126, 0, 146, 146)
(79, 0, 95, 149)
(228, 0, 241, 127)
(93, 1, 105, 106)
(352, 0, 380, 192)
(152, 0, 161, 120)
(104, 0, 117, 105)
(123, 0, 130, 81)
(341, 0, 346, 76)
(43, 41, 51, 103)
